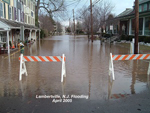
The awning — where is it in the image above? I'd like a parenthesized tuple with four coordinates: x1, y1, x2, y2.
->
(0, 18, 40, 31)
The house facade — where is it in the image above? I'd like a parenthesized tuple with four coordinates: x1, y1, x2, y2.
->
(0, 0, 40, 53)
(105, 0, 150, 37)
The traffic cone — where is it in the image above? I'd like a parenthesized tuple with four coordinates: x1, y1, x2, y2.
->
(12, 44, 15, 49)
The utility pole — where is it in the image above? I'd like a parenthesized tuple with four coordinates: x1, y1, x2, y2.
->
(73, 9, 75, 36)
(134, 0, 139, 54)
(90, 0, 94, 42)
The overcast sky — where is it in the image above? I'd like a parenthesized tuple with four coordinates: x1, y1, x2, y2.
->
(62, 0, 135, 26)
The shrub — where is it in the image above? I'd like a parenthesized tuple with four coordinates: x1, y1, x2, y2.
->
(9, 41, 12, 47)
(40, 29, 45, 38)
(120, 35, 150, 43)
(144, 37, 150, 43)
(3, 43, 6, 49)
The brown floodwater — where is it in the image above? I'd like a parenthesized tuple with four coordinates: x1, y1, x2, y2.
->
(0, 35, 149, 100)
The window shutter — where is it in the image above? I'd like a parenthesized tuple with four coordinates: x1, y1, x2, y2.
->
(14, 7, 16, 20)
(22, 12, 24, 22)
(8, 5, 9, 19)
(12, 7, 14, 20)
(4, 3, 6, 18)
(0, 3, 2, 17)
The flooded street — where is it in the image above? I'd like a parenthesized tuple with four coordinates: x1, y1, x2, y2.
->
(0, 35, 149, 101)
(0, 35, 150, 112)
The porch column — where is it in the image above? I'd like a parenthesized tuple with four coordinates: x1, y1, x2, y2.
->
(35, 30, 37, 40)
(7, 30, 10, 54)
(142, 17, 145, 36)
(30, 29, 32, 40)
(129, 19, 132, 35)
(20, 26, 24, 41)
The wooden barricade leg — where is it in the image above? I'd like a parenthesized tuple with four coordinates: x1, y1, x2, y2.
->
(109, 53, 115, 80)
(19, 54, 23, 81)
(19, 54, 28, 81)
(147, 62, 150, 75)
(61, 54, 66, 82)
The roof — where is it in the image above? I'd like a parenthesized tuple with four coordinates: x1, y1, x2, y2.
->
(139, 0, 150, 4)
(0, 18, 39, 30)
(116, 8, 133, 18)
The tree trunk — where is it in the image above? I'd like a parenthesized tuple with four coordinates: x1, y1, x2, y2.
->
(35, 0, 40, 27)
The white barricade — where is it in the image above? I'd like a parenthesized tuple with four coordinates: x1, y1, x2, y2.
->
(109, 53, 150, 80)
(19, 54, 66, 82)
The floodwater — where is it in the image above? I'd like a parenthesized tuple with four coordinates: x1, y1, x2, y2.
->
(0, 35, 150, 101)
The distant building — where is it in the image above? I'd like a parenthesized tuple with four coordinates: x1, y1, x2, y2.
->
(105, 0, 150, 36)
(0, 0, 40, 53)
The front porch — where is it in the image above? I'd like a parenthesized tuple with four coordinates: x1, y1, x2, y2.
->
(0, 18, 40, 54)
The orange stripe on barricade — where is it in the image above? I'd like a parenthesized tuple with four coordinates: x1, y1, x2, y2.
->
(38, 56, 45, 62)
(136, 54, 143, 60)
(31, 56, 38, 61)
(112, 55, 115, 58)
(24, 56, 30, 62)
(122, 55, 129, 60)
(115, 55, 122, 60)
(45, 56, 53, 62)
(53, 56, 61, 62)
(129, 54, 136, 60)
(61, 56, 66, 61)
(143, 54, 150, 59)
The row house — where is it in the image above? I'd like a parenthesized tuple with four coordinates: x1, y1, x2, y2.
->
(0, 0, 40, 54)
(105, 0, 150, 37)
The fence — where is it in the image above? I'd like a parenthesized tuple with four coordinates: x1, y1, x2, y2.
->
(19, 54, 66, 82)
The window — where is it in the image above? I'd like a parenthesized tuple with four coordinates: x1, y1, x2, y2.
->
(143, 3, 148, 11)
(139, 18, 143, 35)
(131, 19, 135, 34)
(25, 14, 27, 23)
(0, 2, 3, 18)
(139, 5, 142, 12)
(145, 17, 150, 35)
(28, 16, 30, 24)
(9, 6, 12, 19)
(28, 0, 30, 7)
(24, 0, 26, 5)
(18, 9, 20, 21)
(15, 8, 18, 20)
(31, 11, 33, 17)
(33, 4, 35, 11)
(14, 0, 16, 7)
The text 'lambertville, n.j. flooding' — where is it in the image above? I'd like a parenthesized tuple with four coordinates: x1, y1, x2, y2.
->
(36, 95, 89, 103)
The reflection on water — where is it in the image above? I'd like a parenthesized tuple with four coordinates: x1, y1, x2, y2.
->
(0, 35, 149, 101)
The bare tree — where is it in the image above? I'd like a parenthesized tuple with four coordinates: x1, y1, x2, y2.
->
(56, 22, 62, 33)
(39, 14, 55, 36)
(95, 1, 114, 33)
(77, 7, 91, 38)
(35, 0, 66, 26)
